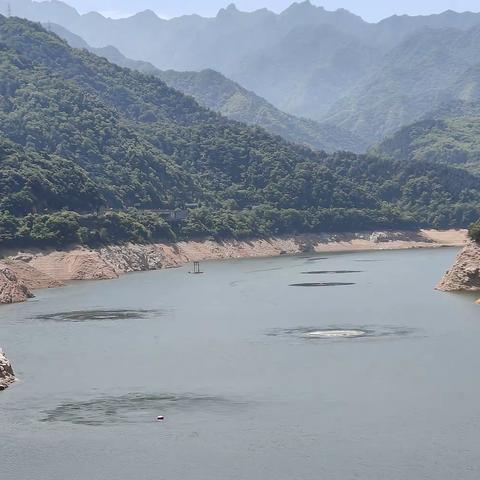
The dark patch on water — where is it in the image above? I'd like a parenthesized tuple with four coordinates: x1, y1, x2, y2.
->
(301, 271, 363, 275)
(41, 393, 245, 426)
(34, 309, 164, 322)
(246, 266, 284, 274)
(267, 326, 416, 341)
(354, 259, 384, 263)
(304, 257, 328, 262)
(289, 282, 356, 287)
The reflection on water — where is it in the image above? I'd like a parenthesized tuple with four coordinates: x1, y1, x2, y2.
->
(289, 282, 356, 287)
(42, 393, 244, 426)
(246, 266, 284, 274)
(355, 259, 384, 263)
(34, 309, 164, 322)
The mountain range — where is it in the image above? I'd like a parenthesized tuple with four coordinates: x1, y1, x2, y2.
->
(48, 23, 365, 153)
(325, 25, 480, 143)
(6, 0, 480, 148)
(1, 16, 479, 249)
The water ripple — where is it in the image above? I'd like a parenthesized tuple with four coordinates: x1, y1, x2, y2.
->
(41, 393, 246, 426)
(267, 326, 416, 341)
(34, 309, 165, 322)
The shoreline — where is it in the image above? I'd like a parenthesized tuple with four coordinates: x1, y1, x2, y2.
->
(0, 229, 467, 305)
(0, 349, 15, 390)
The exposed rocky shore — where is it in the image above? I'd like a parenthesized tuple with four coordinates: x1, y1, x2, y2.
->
(0, 349, 15, 390)
(0, 229, 467, 305)
(0, 265, 34, 304)
(437, 241, 480, 291)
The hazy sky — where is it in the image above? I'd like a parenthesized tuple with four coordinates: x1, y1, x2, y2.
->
(56, 0, 480, 22)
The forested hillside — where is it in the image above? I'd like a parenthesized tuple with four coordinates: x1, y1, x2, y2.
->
(48, 23, 365, 153)
(0, 17, 479, 250)
(152, 69, 366, 153)
(8, 0, 480, 130)
(374, 102, 480, 172)
(326, 26, 480, 144)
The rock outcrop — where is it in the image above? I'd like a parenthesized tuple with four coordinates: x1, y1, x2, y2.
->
(3, 258, 64, 290)
(0, 349, 15, 390)
(437, 241, 480, 291)
(0, 265, 34, 304)
(23, 249, 119, 282)
(98, 244, 170, 273)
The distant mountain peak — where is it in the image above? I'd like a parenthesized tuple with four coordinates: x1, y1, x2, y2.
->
(132, 9, 159, 20)
(283, 1, 316, 12)
(217, 3, 239, 17)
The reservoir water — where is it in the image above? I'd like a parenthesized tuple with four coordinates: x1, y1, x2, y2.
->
(1, 247, 480, 479)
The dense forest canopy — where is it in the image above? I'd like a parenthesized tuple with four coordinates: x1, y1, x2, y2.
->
(373, 102, 480, 174)
(0, 16, 479, 249)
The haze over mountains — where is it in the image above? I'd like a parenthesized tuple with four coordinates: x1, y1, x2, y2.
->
(5, 0, 480, 150)
(6, 0, 480, 147)
(48, 23, 364, 153)
(374, 101, 480, 172)
(1, 15, 479, 249)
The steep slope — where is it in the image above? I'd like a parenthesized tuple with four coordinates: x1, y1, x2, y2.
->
(0, 266, 33, 304)
(374, 102, 480, 172)
(47, 24, 366, 153)
(324, 26, 480, 144)
(437, 240, 480, 292)
(0, 17, 480, 251)
(9, 0, 480, 127)
(450, 64, 480, 103)
(151, 68, 368, 153)
(230, 23, 380, 119)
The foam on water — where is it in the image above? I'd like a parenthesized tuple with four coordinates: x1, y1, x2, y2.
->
(305, 329, 367, 338)
(268, 326, 416, 341)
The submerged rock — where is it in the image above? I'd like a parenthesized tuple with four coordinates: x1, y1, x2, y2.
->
(437, 241, 480, 291)
(0, 265, 34, 304)
(0, 349, 15, 390)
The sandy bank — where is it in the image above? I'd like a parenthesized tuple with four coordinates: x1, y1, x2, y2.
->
(0, 229, 467, 304)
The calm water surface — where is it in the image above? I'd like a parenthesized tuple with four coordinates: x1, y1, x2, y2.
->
(1, 248, 480, 479)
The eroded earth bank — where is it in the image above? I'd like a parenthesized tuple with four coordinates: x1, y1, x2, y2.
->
(0, 229, 467, 305)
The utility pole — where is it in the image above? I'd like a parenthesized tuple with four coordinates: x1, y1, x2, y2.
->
(7, 2, 11, 18)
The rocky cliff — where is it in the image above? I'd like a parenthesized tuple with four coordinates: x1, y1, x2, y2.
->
(0, 265, 34, 304)
(0, 349, 15, 390)
(437, 241, 480, 291)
